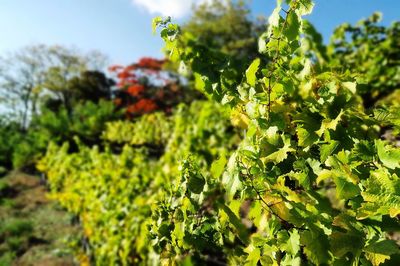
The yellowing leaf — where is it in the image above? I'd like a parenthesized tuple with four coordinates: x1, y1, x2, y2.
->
(365, 252, 390, 266)
(343, 81, 357, 94)
(364, 240, 400, 266)
(261, 135, 294, 163)
(316, 110, 344, 137)
(316, 169, 334, 184)
(152, 16, 163, 34)
(271, 202, 292, 222)
(297, 0, 315, 15)
(245, 246, 261, 266)
(268, 5, 282, 27)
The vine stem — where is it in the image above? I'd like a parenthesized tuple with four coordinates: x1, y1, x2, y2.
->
(240, 161, 305, 231)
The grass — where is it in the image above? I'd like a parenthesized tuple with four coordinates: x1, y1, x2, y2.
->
(0, 180, 11, 198)
(0, 219, 33, 264)
(0, 170, 78, 265)
(0, 180, 8, 191)
(0, 219, 33, 237)
(0, 251, 15, 266)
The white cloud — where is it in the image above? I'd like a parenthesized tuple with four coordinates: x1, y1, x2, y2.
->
(132, 0, 212, 18)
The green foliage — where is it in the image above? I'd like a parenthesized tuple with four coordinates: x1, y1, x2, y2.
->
(0, 44, 108, 129)
(7, 100, 120, 169)
(327, 13, 400, 108)
(0, 219, 33, 237)
(0, 119, 24, 168)
(181, 0, 264, 64)
(0, 218, 34, 256)
(158, 0, 269, 104)
(0, 45, 116, 169)
(246, 58, 261, 87)
(12, 140, 43, 169)
(33, 1, 400, 265)
(103, 112, 172, 146)
(37, 101, 238, 265)
(152, 0, 400, 264)
(0, 252, 15, 266)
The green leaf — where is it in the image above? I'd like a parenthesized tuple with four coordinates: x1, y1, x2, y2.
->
(376, 140, 400, 169)
(358, 168, 400, 218)
(300, 228, 331, 264)
(219, 203, 250, 245)
(258, 33, 269, 54)
(352, 140, 375, 161)
(297, 127, 318, 147)
(281, 254, 301, 266)
(365, 240, 400, 256)
(285, 230, 300, 255)
(316, 110, 344, 137)
(222, 154, 242, 200)
(187, 173, 205, 194)
(268, 5, 282, 27)
(246, 58, 261, 87)
(245, 246, 261, 266)
(364, 240, 400, 266)
(334, 175, 360, 200)
(330, 231, 364, 257)
(211, 154, 227, 179)
(152, 17, 163, 34)
(320, 140, 339, 162)
(264, 126, 280, 146)
(262, 135, 294, 163)
(294, 110, 322, 133)
(342, 81, 357, 94)
(285, 12, 301, 41)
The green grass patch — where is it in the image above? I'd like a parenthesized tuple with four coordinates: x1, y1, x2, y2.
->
(0, 219, 33, 237)
(0, 251, 16, 266)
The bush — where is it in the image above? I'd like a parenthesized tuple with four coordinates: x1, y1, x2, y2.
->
(0, 119, 24, 169)
(10, 100, 122, 169)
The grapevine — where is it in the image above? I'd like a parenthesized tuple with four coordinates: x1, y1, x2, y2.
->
(153, 0, 400, 264)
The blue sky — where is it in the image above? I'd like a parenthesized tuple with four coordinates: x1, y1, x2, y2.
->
(0, 0, 399, 65)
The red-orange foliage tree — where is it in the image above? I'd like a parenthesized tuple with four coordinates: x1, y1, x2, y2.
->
(109, 57, 191, 118)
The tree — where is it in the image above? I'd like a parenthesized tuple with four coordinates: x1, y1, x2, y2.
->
(39, 45, 108, 116)
(109, 57, 197, 117)
(0, 44, 108, 128)
(43, 70, 115, 113)
(67, 71, 115, 104)
(182, 0, 265, 64)
(0, 45, 48, 129)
